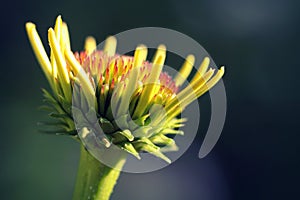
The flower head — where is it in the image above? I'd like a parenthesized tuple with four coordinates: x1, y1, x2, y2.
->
(26, 16, 224, 163)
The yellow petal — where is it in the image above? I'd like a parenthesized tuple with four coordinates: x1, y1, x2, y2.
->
(52, 16, 63, 80)
(132, 50, 165, 118)
(152, 44, 166, 65)
(103, 36, 117, 56)
(190, 57, 210, 85)
(197, 66, 225, 97)
(48, 28, 71, 101)
(174, 54, 195, 86)
(166, 68, 215, 119)
(25, 23, 52, 81)
(181, 68, 216, 107)
(84, 36, 97, 54)
(54, 15, 62, 43)
(133, 45, 147, 68)
(65, 49, 95, 96)
(117, 68, 139, 117)
(168, 67, 224, 120)
(48, 28, 70, 84)
(62, 22, 71, 50)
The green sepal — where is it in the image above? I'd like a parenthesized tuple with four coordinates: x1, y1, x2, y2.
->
(49, 112, 69, 119)
(57, 94, 72, 114)
(132, 126, 152, 137)
(132, 138, 171, 163)
(39, 129, 77, 136)
(150, 133, 175, 146)
(72, 107, 90, 129)
(144, 126, 163, 137)
(38, 105, 55, 112)
(161, 128, 184, 135)
(160, 143, 179, 152)
(117, 129, 134, 141)
(111, 129, 134, 144)
(167, 117, 187, 128)
(118, 142, 140, 159)
(99, 117, 115, 134)
(133, 114, 149, 126)
(42, 88, 57, 104)
(127, 119, 140, 130)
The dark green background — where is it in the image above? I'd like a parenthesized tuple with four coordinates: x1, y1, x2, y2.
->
(0, 0, 299, 199)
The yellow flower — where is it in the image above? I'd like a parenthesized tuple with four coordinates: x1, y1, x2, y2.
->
(26, 15, 224, 163)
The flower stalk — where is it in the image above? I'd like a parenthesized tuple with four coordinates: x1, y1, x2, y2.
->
(73, 145, 126, 200)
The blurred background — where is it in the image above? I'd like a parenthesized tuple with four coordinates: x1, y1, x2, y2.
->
(0, 0, 299, 199)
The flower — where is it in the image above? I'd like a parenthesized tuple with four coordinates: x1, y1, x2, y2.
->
(26, 15, 224, 163)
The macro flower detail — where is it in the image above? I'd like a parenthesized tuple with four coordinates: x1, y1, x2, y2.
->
(26, 15, 224, 162)
(26, 15, 225, 200)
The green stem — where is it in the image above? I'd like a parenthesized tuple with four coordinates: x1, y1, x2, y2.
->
(72, 145, 126, 200)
